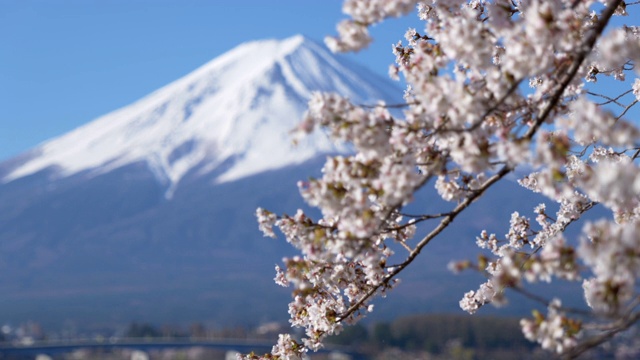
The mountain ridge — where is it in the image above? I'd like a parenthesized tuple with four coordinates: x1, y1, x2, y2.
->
(1, 35, 402, 198)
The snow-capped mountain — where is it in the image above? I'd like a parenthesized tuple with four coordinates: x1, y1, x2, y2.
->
(0, 35, 410, 329)
(1, 35, 399, 198)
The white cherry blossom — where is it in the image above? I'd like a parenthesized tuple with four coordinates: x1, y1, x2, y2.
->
(246, 0, 640, 358)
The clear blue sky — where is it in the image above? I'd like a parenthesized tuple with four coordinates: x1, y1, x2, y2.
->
(0, 0, 421, 161)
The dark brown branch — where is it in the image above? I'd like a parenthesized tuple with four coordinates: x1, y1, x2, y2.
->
(563, 311, 640, 359)
(337, 165, 512, 321)
(523, 0, 623, 141)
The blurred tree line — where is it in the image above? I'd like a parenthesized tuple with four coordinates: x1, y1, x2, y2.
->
(328, 314, 537, 358)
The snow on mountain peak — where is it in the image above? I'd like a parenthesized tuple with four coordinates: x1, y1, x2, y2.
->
(2, 35, 402, 197)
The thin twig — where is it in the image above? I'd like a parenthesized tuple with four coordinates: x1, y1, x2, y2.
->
(360, 101, 418, 109)
(616, 99, 638, 121)
(510, 286, 593, 316)
(587, 89, 632, 107)
(434, 79, 523, 135)
(385, 212, 452, 232)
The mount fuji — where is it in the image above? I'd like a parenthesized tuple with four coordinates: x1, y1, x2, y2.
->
(1, 35, 398, 197)
(0, 35, 594, 331)
(0, 35, 410, 329)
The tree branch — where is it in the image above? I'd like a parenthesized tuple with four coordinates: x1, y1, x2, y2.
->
(337, 165, 512, 321)
(564, 311, 640, 359)
(336, 0, 622, 324)
(523, 0, 623, 141)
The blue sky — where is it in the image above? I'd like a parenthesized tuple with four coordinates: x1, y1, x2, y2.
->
(0, 0, 421, 161)
(1, 2, 638, 162)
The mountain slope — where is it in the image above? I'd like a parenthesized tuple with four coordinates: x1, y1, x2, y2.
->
(1, 35, 400, 197)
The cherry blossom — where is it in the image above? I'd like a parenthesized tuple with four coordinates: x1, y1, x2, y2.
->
(243, 0, 640, 358)
(520, 299, 580, 353)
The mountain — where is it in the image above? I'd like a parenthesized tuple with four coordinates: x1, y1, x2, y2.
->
(0, 35, 605, 333)
(0, 35, 398, 196)
(0, 35, 408, 330)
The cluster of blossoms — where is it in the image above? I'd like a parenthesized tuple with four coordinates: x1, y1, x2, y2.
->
(520, 299, 581, 353)
(244, 1, 640, 359)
